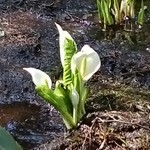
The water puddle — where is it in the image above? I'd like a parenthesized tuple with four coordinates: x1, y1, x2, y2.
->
(0, 102, 64, 149)
(0, 0, 149, 149)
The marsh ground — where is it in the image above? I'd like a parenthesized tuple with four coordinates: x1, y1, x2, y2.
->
(0, 0, 150, 149)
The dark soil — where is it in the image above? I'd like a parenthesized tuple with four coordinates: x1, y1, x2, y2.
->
(0, 0, 150, 150)
(0, 102, 64, 149)
(41, 111, 150, 150)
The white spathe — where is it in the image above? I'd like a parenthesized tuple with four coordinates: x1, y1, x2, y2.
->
(55, 23, 74, 67)
(71, 45, 101, 82)
(23, 68, 52, 89)
(69, 84, 79, 107)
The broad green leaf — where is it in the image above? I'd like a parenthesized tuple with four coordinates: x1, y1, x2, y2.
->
(55, 23, 77, 87)
(54, 81, 73, 115)
(63, 38, 77, 86)
(36, 85, 75, 129)
(36, 85, 67, 112)
(0, 126, 22, 150)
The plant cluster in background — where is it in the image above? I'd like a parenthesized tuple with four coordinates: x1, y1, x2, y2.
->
(23, 24, 101, 129)
(96, 0, 147, 30)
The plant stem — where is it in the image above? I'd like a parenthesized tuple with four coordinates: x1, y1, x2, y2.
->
(73, 107, 78, 124)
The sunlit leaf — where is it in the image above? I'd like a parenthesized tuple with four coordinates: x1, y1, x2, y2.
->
(55, 23, 77, 86)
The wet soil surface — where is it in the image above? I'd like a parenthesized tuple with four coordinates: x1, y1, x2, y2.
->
(0, 0, 150, 149)
(43, 111, 150, 150)
(0, 102, 63, 149)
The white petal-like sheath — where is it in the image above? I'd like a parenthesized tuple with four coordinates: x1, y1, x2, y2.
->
(23, 68, 52, 89)
(71, 45, 101, 82)
(69, 85, 79, 107)
(55, 23, 74, 67)
(81, 45, 101, 81)
(55, 23, 64, 66)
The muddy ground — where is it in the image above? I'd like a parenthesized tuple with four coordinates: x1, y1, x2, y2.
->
(0, 0, 150, 149)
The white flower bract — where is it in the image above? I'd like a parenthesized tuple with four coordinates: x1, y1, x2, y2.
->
(71, 45, 101, 82)
(55, 23, 74, 67)
(23, 68, 52, 89)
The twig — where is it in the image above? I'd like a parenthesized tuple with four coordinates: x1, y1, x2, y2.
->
(96, 117, 150, 131)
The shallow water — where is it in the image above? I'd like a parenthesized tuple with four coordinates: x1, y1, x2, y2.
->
(0, 102, 64, 149)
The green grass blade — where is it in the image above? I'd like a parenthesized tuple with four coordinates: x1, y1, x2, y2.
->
(138, 0, 145, 25)
(97, 0, 102, 22)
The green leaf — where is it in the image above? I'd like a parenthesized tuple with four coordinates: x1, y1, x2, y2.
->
(104, 0, 114, 25)
(81, 87, 89, 103)
(129, 0, 135, 19)
(63, 38, 77, 87)
(54, 81, 73, 115)
(101, 0, 114, 28)
(36, 85, 75, 129)
(107, 0, 111, 9)
(101, 0, 107, 28)
(36, 85, 67, 112)
(96, 0, 102, 21)
(137, 0, 145, 25)
(0, 126, 22, 150)
(113, 0, 120, 23)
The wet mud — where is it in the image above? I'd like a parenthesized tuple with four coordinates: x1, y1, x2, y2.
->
(0, 0, 150, 149)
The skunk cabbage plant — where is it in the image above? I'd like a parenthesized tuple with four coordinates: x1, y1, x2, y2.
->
(23, 23, 101, 129)
(96, 0, 145, 30)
